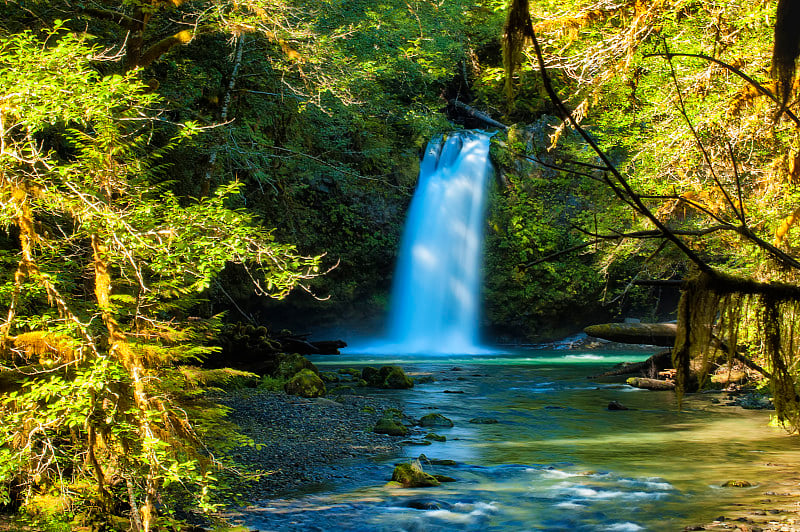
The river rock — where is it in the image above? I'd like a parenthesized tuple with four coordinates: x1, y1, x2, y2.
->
(275, 353, 319, 380)
(584, 322, 677, 347)
(374, 416, 409, 436)
(284, 369, 326, 398)
(391, 463, 440, 488)
(419, 413, 454, 428)
(404, 499, 450, 510)
(433, 474, 457, 483)
(362, 365, 414, 389)
(722, 480, 753, 488)
(469, 417, 499, 424)
(425, 432, 446, 442)
(608, 401, 628, 411)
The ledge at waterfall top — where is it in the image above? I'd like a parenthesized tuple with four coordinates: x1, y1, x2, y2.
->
(352, 131, 495, 355)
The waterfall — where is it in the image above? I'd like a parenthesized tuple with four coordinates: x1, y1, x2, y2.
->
(362, 130, 494, 354)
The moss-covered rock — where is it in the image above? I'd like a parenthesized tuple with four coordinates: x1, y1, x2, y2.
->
(373, 417, 409, 436)
(320, 371, 340, 383)
(284, 369, 326, 398)
(391, 462, 440, 488)
(362, 366, 380, 385)
(275, 353, 319, 380)
(425, 432, 446, 442)
(468, 417, 499, 424)
(418, 413, 454, 428)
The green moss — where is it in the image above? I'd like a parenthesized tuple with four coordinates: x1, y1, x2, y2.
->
(284, 369, 326, 398)
(391, 462, 440, 488)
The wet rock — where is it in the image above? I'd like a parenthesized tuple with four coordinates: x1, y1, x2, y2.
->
(363, 365, 414, 389)
(374, 417, 409, 436)
(414, 375, 436, 384)
(419, 413, 454, 428)
(405, 499, 450, 510)
(433, 474, 457, 483)
(418, 454, 456, 466)
(382, 366, 414, 389)
(319, 371, 340, 383)
(722, 480, 753, 488)
(400, 439, 432, 446)
(275, 353, 319, 380)
(284, 369, 326, 398)
(607, 401, 628, 411)
(469, 417, 499, 424)
(425, 432, 446, 442)
(443, 390, 464, 394)
(391, 463, 440, 488)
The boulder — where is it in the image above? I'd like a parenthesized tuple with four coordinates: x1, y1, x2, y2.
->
(380, 365, 414, 389)
(373, 417, 408, 436)
(275, 353, 318, 380)
(584, 322, 677, 347)
(362, 365, 414, 389)
(391, 463, 440, 488)
(284, 369, 326, 398)
(419, 413, 454, 428)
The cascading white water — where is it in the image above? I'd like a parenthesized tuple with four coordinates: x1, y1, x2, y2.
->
(363, 130, 494, 354)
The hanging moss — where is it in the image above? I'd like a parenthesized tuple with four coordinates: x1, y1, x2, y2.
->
(674, 271, 800, 431)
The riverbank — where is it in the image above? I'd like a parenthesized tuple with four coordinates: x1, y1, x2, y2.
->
(211, 388, 403, 518)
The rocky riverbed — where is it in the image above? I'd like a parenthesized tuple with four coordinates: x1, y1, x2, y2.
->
(213, 388, 403, 500)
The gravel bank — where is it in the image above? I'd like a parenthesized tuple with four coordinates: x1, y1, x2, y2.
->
(214, 388, 403, 500)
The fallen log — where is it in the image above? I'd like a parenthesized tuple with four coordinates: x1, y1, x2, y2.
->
(449, 100, 509, 130)
(584, 322, 677, 347)
(626, 377, 676, 390)
(590, 350, 672, 379)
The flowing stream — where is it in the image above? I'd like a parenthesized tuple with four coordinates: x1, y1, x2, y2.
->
(242, 350, 800, 531)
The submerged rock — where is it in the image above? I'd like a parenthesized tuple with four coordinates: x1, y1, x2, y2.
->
(425, 432, 446, 442)
(607, 401, 628, 411)
(419, 413, 454, 428)
(284, 369, 326, 398)
(722, 480, 753, 488)
(469, 417, 499, 424)
(391, 463, 440, 488)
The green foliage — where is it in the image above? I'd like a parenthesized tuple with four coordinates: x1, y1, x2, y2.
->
(0, 25, 320, 530)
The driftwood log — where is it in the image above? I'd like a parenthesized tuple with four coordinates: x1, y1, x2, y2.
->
(626, 377, 676, 390)
(584, 322, 677, 347)
(590, 350, 673, 379)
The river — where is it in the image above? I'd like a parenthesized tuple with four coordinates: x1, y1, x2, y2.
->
(240, 347, 800, 531)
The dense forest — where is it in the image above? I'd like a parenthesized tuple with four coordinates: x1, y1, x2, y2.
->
(1, 0, 799, 530)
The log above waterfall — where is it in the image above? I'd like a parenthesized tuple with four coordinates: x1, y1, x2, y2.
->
(583, 322, 677, 347)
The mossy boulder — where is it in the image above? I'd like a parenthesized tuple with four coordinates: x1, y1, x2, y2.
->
(374, 417, 409, 436)
(391, 463, 440, 488)
(362, 365, 414, 388)
(275, 353, 318, 380)
(284, 369, 326, 398)
(319, 371, 340, 383)
(425, 432, 446, 442)
(419, 413, 454, 428)
(361, 366, 380, 384)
